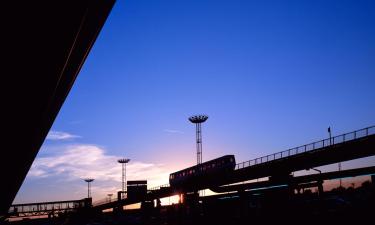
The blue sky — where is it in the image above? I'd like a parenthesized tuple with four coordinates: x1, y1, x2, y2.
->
(15, 0, 375, 203)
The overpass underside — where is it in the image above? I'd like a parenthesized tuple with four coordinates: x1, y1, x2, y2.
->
(1, 0, 115, 217)
(229, 134, 375, 184)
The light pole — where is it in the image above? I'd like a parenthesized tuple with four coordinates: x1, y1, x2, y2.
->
(118, 158, 130, 198)
(84, 178, 94, 198)
(189, 115, 208, 165)
(189, 115, 208, 197)
(108, 193, 113, 202)
(328, 127, 332, 145)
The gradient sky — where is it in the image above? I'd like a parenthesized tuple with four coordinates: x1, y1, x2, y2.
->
(14, 0, 375, 203)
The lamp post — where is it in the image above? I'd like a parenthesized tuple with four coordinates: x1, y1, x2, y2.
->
(108, 193, 113, 202)
(84, 178, 94, 198)
(328, 127, 332, 145)
(189, 115, 208, 197)
(189, 115, 208, 165)
(118, 158, 130, 198)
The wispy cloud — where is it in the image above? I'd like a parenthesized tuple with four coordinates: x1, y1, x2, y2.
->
(28, 145, 170, 197)
(46, 131, 81, 140)
(163, 129, 184, 134)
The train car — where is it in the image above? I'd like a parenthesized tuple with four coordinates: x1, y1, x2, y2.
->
(169, 155, 236, 189)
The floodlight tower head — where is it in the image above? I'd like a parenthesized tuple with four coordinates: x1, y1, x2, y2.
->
(189, 115, 208, 124)
(84, 178, 94, 183)
(118, 158, 130, 164)
(189, 114, 208, 165)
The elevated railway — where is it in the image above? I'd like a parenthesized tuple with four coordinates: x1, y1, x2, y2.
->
(93, 126, 375, 211)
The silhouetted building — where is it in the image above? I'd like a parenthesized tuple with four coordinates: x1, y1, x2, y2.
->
(127, 180, 147, 199)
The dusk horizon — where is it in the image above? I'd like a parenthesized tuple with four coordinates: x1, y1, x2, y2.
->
(10, 0, 375, 213)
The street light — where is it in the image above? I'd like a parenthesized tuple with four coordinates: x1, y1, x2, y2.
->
(107, 193, 113, 202)
(84, 178, 94, 198)
(118, 158, 130, 198)
(328, 126, 332, 145)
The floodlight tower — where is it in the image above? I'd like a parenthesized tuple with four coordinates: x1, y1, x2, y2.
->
(189, 115, 208, 165)
(118, 158, 130, 197)
(84, 178, 94, 198)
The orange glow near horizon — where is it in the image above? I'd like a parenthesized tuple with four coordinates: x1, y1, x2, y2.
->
(160, 194, 180, 206)
(125, 203, 141, 210)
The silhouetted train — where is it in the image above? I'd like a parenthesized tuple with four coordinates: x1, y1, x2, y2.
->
(169, 155, 236, 189)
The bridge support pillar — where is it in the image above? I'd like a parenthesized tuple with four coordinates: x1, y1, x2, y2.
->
(140, 200, 154, 222)
(317, 180, 324, 197)
(179, 192, 200, 221)
(237, 189, 250, 219)
(113, 191, 124, 212)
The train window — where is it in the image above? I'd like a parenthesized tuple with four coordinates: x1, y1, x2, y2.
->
(230, 158, 233, 162)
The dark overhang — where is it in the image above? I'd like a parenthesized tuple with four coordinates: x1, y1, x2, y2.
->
(1, 0, 116, 216)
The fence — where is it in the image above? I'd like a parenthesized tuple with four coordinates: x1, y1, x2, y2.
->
(235, 126, 375, 170)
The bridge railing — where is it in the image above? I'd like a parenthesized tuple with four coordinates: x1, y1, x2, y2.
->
(8, 199, 88, 216)
(235, 125, 375, 170)
(148, 183, 170, 192)
(92, 197, 112, 206)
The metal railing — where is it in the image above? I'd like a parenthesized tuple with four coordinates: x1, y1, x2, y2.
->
(148, 183, 170, 192)
(235, 125, 375, 170)
(93, 183, 171, 206)
(8, 199, 88, 216)
(92, 197, 112, 206)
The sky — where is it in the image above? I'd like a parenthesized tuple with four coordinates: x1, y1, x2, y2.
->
(14, 0, 375, 203)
